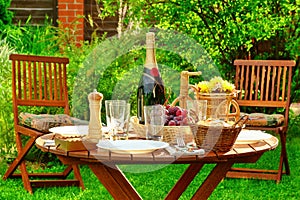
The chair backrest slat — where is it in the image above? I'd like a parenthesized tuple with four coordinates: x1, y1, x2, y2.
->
(250, 65, 255, 100)
(53, 64, 57, 100)
(282, 66, 288, 101)
(244, 66, 249, 99)
(270, 66, 276, 100)
(28, 61, 32, 100)
(266, 65, 271, 101)
(276, 67, 281, 100)
(10, 54, 70, 125)
(254, 65, 259, 100)
(38, 62, 43, 100)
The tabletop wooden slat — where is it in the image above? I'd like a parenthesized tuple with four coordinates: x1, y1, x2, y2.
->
(36, 132, 278, 165)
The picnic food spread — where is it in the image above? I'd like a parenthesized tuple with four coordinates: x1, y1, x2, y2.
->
(46, 32, 245, 153)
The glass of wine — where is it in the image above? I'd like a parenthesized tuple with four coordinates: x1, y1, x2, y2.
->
(186, 100, 207, 123)
(144, 105, 165, 141)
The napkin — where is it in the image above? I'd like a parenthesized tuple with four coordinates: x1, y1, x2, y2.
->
(165, 146, 205, 156)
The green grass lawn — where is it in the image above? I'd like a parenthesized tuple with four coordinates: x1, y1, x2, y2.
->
(1, 132, 299, 200)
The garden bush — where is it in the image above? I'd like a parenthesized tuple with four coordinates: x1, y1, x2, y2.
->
(0, 0, 13, 31)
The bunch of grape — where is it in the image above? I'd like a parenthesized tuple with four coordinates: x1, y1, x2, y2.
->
(164, 105, 189, 126)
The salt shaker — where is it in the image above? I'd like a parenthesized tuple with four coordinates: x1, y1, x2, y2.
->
(86, 89, 103, 142)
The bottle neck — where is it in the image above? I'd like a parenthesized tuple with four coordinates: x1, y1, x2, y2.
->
(145, 47, 157, 70)
(145, 32, 157, 70)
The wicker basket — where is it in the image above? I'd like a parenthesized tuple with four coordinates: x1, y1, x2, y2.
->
(130, 116, 194, 145)
(161, 125, 195, 145)
(194, 115, 248, 152)
(194, 92, 240, 121)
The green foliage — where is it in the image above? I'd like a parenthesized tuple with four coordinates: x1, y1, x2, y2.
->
(91, 0, 300, 105)
(0, 21, 59, 55)
(0, 0, 13, 30)
(0, 39, 15, 153)
(97, 0, 300, 101)
(0, 18, 107, 156)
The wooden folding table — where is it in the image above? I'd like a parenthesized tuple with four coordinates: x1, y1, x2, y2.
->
(36, 133, 278, 200)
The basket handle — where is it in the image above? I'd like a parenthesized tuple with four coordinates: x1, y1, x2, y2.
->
(232, 115, 249, 128)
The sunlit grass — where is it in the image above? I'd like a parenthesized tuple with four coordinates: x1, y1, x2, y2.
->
(1, 129, 299, 199)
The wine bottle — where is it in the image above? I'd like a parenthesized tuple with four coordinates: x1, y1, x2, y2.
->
(137, 32, 166, 124)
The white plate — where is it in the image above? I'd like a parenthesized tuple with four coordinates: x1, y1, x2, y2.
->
(235, 130, 273, 144)
(96, 140, 169, 154)
(49, 125, 109, 136)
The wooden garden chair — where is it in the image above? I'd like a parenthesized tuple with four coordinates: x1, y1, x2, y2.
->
(226, 59, 296, 183)
(2, 54, 85, 193)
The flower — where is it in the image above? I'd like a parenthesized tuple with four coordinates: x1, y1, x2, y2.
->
(195, 76, 235, 94)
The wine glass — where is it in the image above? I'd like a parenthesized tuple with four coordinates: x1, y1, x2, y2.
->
(105, 100, 127, 140)
(144, 105, 165, 141)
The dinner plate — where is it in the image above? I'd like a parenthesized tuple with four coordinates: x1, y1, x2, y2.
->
(235, 130, 273, 144)
(96, 140, 169, 154)
(49, 125, 109, 136)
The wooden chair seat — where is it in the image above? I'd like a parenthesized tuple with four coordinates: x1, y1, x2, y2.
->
(2, 54, 85, 193)
(226, 59, 296, 183)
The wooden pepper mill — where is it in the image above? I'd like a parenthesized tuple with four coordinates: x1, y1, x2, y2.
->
(86, 89, 103, 142)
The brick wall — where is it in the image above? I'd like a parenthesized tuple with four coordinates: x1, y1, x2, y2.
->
(57, 0, 84, 41)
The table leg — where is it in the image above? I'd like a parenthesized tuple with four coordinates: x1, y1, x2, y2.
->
(192, 161, 235, 200)
(165, 163, 204, 200)
(72, 164, 85, 190)
(89, 164, 142, 200)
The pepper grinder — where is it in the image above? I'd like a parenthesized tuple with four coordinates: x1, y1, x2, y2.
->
(86, 89, 103, 142)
